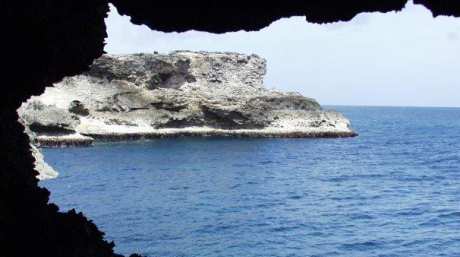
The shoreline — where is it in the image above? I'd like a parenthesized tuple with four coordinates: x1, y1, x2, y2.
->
(35, 128, 358, 148)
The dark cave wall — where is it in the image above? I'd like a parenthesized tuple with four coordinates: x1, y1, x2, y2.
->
(2, 1, 125, 257)
(414, 0, 460, 17)
(109, 0, 460, 33)
(2, 0, 460, 256)
(109, 1, 408, 32)
(3, 0, 108, 107)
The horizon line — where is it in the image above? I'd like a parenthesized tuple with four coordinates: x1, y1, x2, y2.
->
(323, 104, 460, 108)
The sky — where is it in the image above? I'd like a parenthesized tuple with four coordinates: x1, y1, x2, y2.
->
(105, 1, 460, 107)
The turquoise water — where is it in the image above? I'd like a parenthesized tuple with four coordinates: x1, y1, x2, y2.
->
(41, 106, 460, 257)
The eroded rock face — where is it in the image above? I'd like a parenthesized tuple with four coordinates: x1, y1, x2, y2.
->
(19, 51, 356, 151)
(20, 100, 80, 134)
(30, 144, 58, 180)
(69, 100, 90, 116)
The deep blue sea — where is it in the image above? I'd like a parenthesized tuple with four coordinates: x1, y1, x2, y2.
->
(41, 106, 460, 257)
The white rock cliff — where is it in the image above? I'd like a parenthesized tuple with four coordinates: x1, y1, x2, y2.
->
(19, 51, 356, 178)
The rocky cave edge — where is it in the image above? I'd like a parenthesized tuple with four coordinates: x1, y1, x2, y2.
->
(3, 1, 460, 257)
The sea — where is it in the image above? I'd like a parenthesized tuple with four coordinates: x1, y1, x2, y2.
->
(40, 106, 460, 257)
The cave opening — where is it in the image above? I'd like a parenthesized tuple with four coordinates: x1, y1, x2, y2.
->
(5, 1, 460, 257)
(32, 2, 460, 257)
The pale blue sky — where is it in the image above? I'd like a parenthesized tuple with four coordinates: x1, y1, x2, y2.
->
(105, 1, 460, 107)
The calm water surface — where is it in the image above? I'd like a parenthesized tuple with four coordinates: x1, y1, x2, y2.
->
(41, 106, 460, 257)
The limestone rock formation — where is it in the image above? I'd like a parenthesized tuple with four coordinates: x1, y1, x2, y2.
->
(20, 100, 80, 133)
(19, 51, 356, 149)
(30, 144, 58, 180)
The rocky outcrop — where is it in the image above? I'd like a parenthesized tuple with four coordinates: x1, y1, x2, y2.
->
(30, 144, 58, 180)
(20, 101, 80, 134)
(19, 51, 356, 149)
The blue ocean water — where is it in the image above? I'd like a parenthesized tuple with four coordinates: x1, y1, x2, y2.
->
(41, 106, 460, 257)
